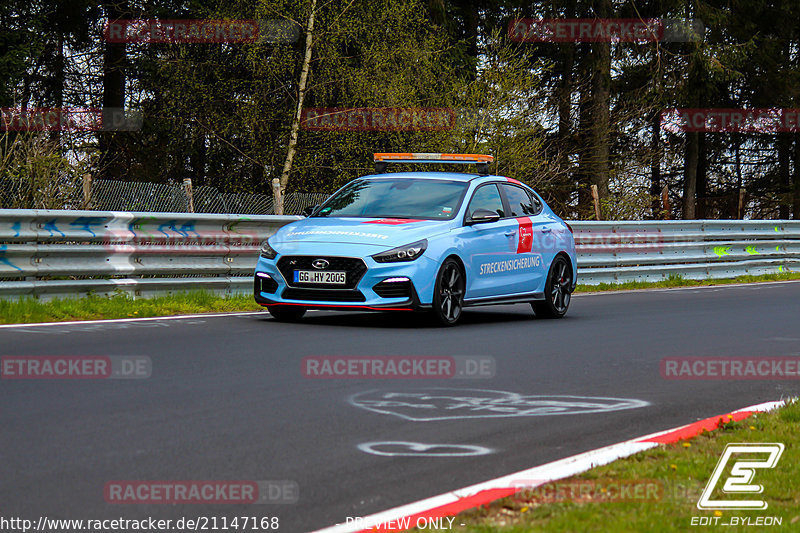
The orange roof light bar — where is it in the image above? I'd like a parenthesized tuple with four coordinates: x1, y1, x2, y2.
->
(373, 153, 493, 175)
(374, 152, 493, 163)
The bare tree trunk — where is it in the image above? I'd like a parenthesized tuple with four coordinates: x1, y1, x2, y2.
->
(462, 1, 479, 79)
(588, 40, 610, 201)
(683, 131, 698, 219)
(650, 111, 661, 218)
(557, 50, 574, 139)
(696, 132, 707, 218)
(277, 0, 317, 215)
(100, 0, 128, 180)
(793, 137, 800, 219)
(50, 31, 64, 145)
(576, 44, 592, 218)
(735, 135, 744, 219)
(554, 0, 576, 213)
(588, 0, 611, 205)
(681, 0, 701, 220)
(778, 132, 791, 219)
(650, 44, 662, 219)
(577, 0, 611, 218)
(190, 129, 206, 186)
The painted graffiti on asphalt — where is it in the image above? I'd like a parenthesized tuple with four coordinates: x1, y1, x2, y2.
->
(349, 388, 650, 421)
(357, 441, 493, 457)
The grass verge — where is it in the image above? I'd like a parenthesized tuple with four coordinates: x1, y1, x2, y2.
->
(420, 399, 800, 532)
(1, 271, 798, 325)
(0, 291, 262, 324)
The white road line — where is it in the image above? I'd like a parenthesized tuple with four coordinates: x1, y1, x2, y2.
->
(575, 279, 800, 297)
(0, 311, 265, 329)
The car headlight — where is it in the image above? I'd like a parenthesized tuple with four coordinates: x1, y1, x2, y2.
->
(260, 240, 278, 259)
(371, 239, 427, 263)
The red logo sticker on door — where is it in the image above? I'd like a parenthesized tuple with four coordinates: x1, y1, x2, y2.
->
(517, 217, 533, 253)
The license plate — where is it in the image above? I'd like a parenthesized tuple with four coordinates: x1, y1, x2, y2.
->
(293, 270, 347, 285)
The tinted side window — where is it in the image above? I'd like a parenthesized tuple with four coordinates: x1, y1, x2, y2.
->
(502, 184, 538, 216)
(467, 184, 505, 219)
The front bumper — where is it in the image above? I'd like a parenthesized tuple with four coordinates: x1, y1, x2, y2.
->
(253, 247, 438, 310)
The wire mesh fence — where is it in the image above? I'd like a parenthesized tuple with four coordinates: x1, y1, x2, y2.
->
(91, 180, 189, 212)
(0, 177, 329, 215)
(0, 176, 82, 210)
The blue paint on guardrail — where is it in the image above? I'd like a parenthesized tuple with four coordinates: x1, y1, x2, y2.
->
(43, 220, 65, 237)
(158, 220, 189, 237)
(179, 221, 200, 237)
(69, 217, 105, 237)
(0, 245, 21, 271)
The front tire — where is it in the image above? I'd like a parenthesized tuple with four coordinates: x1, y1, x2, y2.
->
(431, 258, 465, 326)
(267, 305, 306, 322)
(532, 255, 572, 319)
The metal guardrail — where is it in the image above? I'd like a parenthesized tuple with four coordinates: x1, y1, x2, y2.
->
(572, 220, 800, 285)
(0, 209, 300, 299)
(0, 210, 798, 299)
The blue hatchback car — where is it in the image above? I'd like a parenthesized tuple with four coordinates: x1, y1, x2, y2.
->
(254, 153, 577, 325)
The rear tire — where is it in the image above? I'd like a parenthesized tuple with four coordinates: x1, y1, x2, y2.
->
(267, 305, 306, 322)
(532, 255, 572, 319)
(431, 258, 465, 326)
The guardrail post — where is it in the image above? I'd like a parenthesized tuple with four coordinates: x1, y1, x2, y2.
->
(183, 178, 195, 213)
(737, 189, 745, 219)
(591, 184, 601, 220)
(273, 178, 283, 215)
(82, 174, 92, 209)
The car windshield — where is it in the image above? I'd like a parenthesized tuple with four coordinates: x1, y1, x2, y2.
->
(312, 178, 468, 220)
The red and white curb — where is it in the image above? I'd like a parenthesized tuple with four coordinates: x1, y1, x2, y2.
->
(312, 399, 787, 533)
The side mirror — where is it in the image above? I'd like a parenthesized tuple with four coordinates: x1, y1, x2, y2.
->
(302, 204, 320, 217)
(467, 209, 501, 225)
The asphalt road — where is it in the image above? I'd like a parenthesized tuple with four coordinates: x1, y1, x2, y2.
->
(2, 281, 800, 532)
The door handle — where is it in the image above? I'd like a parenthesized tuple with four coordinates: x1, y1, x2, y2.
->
(504, 230, 516, 236)
(541, 227, 552, 233)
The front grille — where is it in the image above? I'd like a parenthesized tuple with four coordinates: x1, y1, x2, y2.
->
(282, 288, 366, 302)
(373, 280, 412, 299)
(277, 256, 367, 289)
(254, 275, 278, 294)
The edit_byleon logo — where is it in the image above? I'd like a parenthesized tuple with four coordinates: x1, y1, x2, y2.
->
(697, 443, 784, 511)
